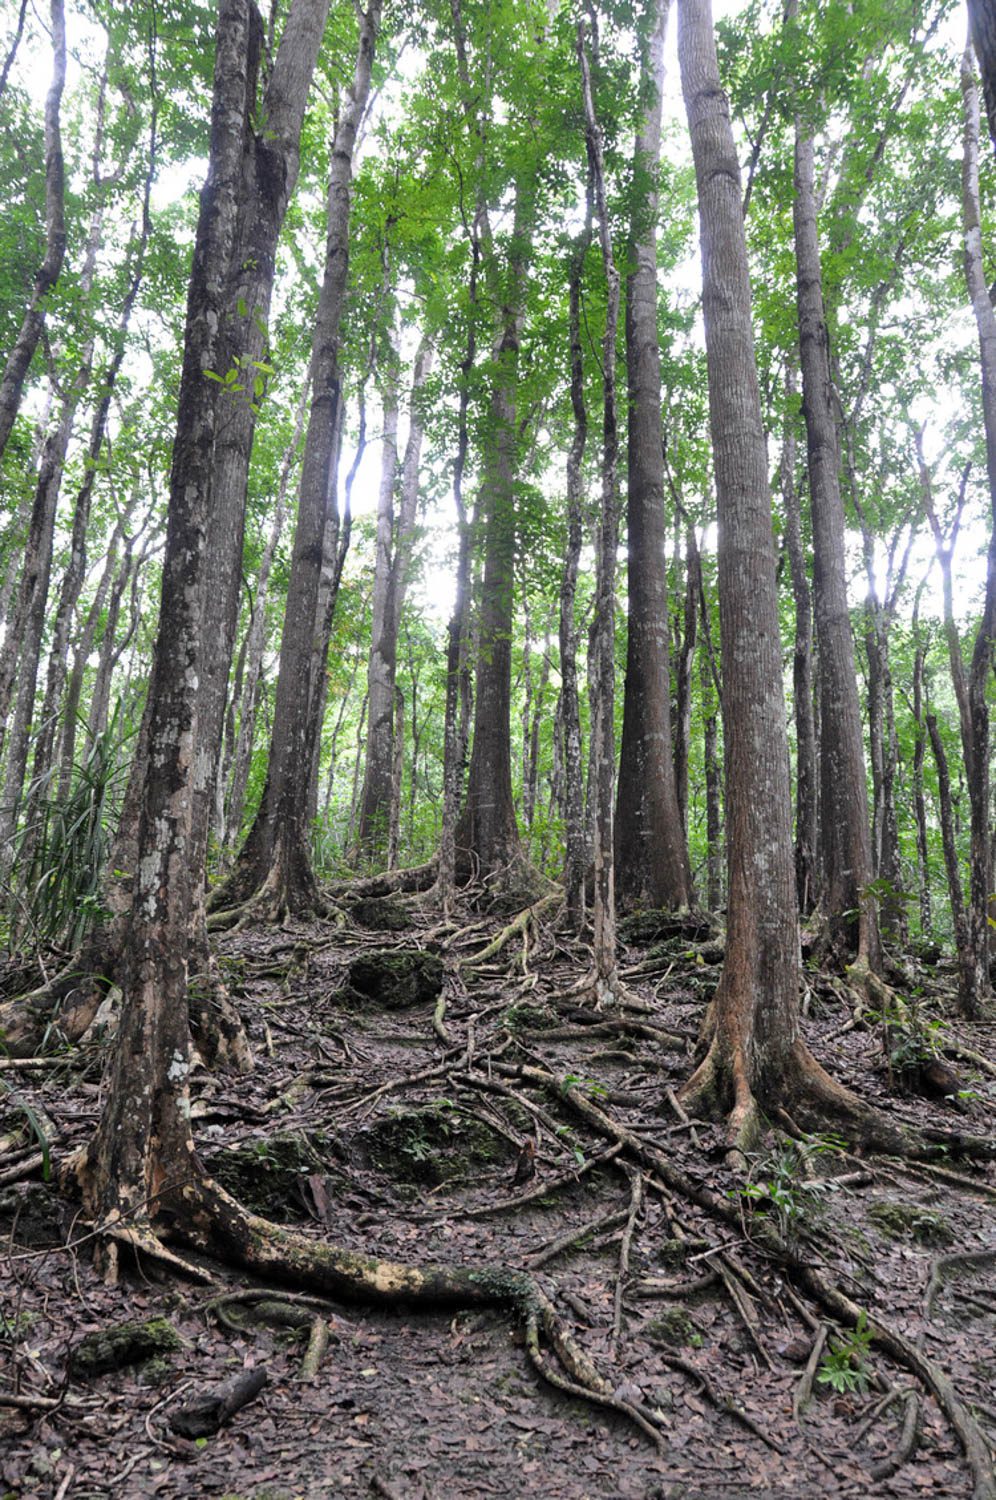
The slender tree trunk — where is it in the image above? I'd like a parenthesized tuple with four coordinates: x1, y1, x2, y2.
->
(674, 525, 698, 832)
(793, 117, 879, 971)
(559, 224, 590, 930)
(615, 0, 691, 912)
(222, 1, 380, 916)
(925, 710, 972, 992)
(911, 624, 932, 939)
(0, 0, 65, 465)
(184, 0, 332, 922)
(675, 0, 884, 1150)
(356, 337, 433, 863)
(780, 365, 818, 914)
(702, 650, 722, 912)
(956, 47, 996, 1016)
(305, 397, 350, 828)
(452, 180, 533, 881)
(222, 389, 303, 851)
(578, 20, 622, 991)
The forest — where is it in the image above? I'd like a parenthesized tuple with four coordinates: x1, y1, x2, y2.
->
(1, 0, 996, 1494)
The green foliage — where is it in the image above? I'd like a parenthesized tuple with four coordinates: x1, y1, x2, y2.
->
(7, 713, 127, 953)
(735, 1133, 846, 1242)
(817, 1311, 874, 1395)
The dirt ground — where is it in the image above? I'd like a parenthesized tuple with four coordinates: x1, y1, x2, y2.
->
(2, 894, 994, 1499)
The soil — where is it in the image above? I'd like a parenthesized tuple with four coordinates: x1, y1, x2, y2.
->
(1, 894, 994, 1499)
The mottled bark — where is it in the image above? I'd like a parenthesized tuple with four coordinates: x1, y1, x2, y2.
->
(187, 0, 332, 909)
(82, 0, 258, 1217)
(957, 48, 996, 1016)
(221, 390, 303, 851)
(0, 0, 65, 465)
(437, 232, 478, 903)
(677, 0, 856, 1148)
(615, 0, 691, 912)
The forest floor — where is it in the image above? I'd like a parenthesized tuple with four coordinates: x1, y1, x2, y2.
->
(1, 890, 995, 1500)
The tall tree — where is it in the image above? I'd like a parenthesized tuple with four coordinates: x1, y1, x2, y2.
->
(216, 0, 381, 918)
(74, 0, 261, 1228)
(676, 0, 901, 1151)
(615, 0, 691, 913)
(792, 102, 880, 974)
(356, 335, 433, 864)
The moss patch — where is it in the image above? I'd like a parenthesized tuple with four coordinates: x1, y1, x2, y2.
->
(71, 1317, 183, 1378)
(350, 897, 413, 932)
(867, 1199, 954, 1247)
(345, 949, 444, 1009)
(504, 1001, 557, 1032)
(644, 1306, 702, 1348)
(209, 1131, 343, 1222)
(355, 1103, 514, 1187)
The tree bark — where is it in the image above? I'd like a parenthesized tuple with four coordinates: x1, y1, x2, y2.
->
(968, 0, 996, 160)
(80, 0, 260, 1220)
(676, 0, 876, 1150)
(780, 365, 818, 914)
(615, 0, 691, 913)
(956, 47, 996, 1017)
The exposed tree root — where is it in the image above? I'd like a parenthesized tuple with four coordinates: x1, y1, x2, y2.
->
(457, 893, 561, 971)
(71, 1171, 665, 1450)
(326, 858, 439, 900)
(0, 958, 108, 1057)
(925, 1248, 996, 1319)
(186, 963, 253, 1073)
(652, 1349, 781, 1450)
(477, 1055, 996, 1498)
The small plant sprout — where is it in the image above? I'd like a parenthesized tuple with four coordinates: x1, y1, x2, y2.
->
(817, 1311, 875, 1395)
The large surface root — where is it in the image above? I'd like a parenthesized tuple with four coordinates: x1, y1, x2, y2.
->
(101, 1172, 663, 1449)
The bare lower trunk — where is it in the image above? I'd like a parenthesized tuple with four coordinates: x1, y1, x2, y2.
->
(82, 0, 258, 1216)
(678, 0, 813, 1146)
(222, 392, 301, 850)
(781, 365, 818, 914)
(911, 628, 932, 937)
(357, 337, 432, 863)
